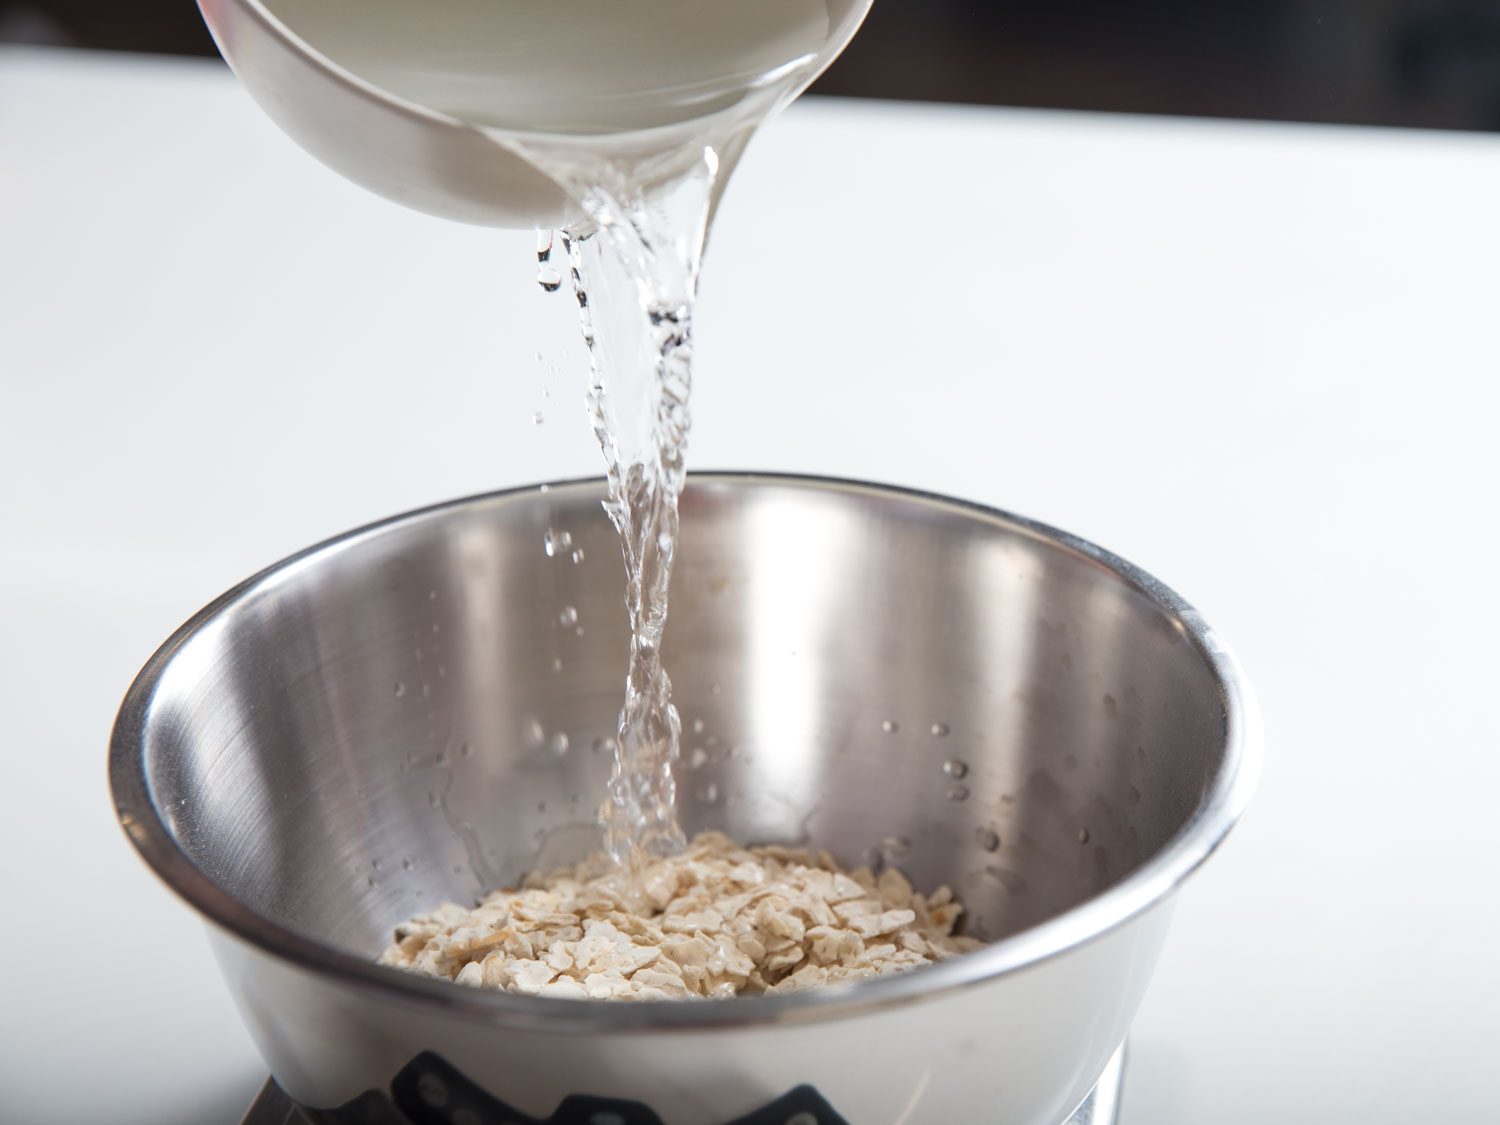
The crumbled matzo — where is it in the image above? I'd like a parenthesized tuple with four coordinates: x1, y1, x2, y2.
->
(379, 831, 983, 999)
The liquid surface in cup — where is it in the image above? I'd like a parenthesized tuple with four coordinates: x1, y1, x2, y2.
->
(264, 0, 848, 870)
(265, 0, 829, 134)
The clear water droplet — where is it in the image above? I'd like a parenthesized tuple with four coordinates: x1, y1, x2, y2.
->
(574, 625, 585, 637)
(881, 719, 899, 734)
(942, 758, 969, 779)
(551, 657, 564, 674)
(687, 746, 709, 770)
(558, 605, 579, 628)
(420, 682, 431, 700)
(697, 782, 720, 803)
(531, 410, 545, 425)
(536, 229, 554, 261)
(394, 681, 406, 698)
(543, 527, 573, 557)
(930, 722, 950, 737)
(460, 741, 472, 758)
(539, 483, 551, 494)
(946, 784, 970, 802)
(526, 718, 546, 746)
(371, 859, 381, 870)
(592, 736, 617, 755)
(402, 857, 415, 872)
(691, 718, 705, 734)
(570, 548, 586, 564)
(976, 828, 1001, 852)
(879, 835, 910, 863)
(549, 731, 570, 756)
(1078, 827, 1091, 844)
(536, 264, 562, 292)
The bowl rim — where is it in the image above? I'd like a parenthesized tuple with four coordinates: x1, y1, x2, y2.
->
(109, 472, 1261, 1032)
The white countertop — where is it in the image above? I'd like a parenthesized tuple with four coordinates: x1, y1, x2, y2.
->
(3, 45, 1498, 1124)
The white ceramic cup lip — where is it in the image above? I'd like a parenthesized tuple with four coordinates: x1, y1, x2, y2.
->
(217, 0, 868, 147)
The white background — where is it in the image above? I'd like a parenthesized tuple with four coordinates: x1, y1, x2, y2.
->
(2, 45, 1498, 1123)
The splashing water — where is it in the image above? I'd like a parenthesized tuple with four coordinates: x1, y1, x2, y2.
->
(555, 158, 718, 867)
(487, 7, 841, 872)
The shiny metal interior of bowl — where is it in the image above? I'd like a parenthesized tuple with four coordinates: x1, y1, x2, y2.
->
(138, 476, 1228, 961)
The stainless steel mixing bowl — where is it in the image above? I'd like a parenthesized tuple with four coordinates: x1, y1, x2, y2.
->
(110, 475, 1259, 1124)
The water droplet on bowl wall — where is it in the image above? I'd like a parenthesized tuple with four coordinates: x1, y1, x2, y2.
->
(984, 865, 1028, 894)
